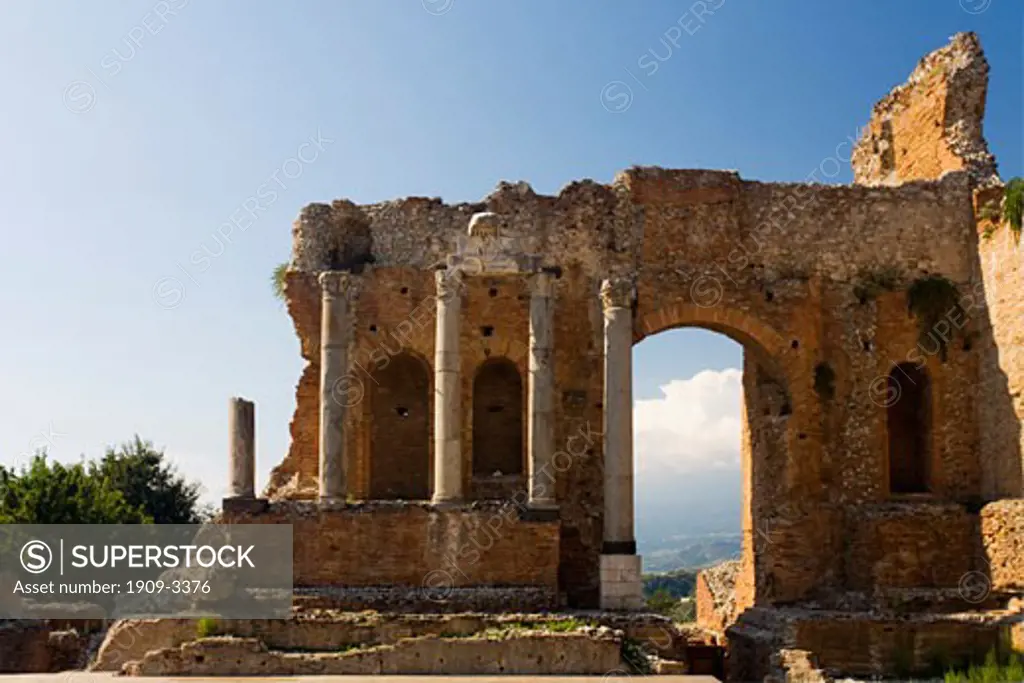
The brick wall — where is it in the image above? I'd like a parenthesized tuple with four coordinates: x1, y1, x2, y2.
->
(843, 503, 977, 591)
(223, 501, 559, 590)
(368, 352, 431, 500)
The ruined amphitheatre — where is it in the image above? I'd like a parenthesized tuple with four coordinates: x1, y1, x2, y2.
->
(12, 31, 1022, 681)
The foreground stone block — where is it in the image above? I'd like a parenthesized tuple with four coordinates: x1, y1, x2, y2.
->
(981, 499, 1024, 593)
(122, 631, 624, 676)
(600, 555, 644, 611)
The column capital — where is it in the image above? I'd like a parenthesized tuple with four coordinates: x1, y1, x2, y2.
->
(528, 271, 556, 298)
(435, 268, 465, 299)
(318, 271, 355, 299)
(600, 278, 635, 311)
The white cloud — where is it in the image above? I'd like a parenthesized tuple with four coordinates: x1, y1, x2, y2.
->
(633, 368, 742, 473)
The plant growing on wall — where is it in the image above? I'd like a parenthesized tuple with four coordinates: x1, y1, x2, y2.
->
(271, 262, 288, 301)
(1005, 176, 1023, 239)
(980, 177, 1023, 241)
(907, 275, 963, 361)
(853, 266, 903, 304)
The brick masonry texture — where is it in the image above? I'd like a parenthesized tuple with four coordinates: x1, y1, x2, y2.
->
(222, 500, 559, 590)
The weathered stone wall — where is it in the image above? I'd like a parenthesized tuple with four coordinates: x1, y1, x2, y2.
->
(980, 499, 1024, 593)
(273, 167, 983, 607)
(0, 622, 91, 673)
(263, 32, 1019, 613)
(222, 501, 559, 590)
(696, 559, 740, 635)
(975, 192, 1023, 497)
(843, 503, 977, 591)
(852, 32, 998, 188)
(123, 631, 624, 677)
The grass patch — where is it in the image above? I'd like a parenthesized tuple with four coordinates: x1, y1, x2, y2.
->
(944, 648, 1024, 683)
(497, 617, 590, 633)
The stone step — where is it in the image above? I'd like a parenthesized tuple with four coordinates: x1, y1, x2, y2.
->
(121, 633, 625, 676)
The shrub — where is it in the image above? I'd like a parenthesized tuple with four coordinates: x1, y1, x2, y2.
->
(196, 618, 219, 638)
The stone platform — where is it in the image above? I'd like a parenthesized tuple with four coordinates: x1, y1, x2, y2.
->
(90, 610, 721, 677)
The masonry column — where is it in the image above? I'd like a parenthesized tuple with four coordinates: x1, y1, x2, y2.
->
(599, 277, 644, 610)
(227, 397, 255, 498)
(318, 271, 353, 503)
(528, 271, 557, 509)
(433, 269, 464, 503)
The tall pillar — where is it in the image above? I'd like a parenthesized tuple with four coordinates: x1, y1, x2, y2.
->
(318, 271, 353, 503)
(228, 397, 255, 498)
(433, 269, 463, 503)
(528, 271, 557, 509)
(599, 277, 644, 610)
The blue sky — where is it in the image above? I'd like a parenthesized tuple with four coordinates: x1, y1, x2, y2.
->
(0, 3, 1020, 531)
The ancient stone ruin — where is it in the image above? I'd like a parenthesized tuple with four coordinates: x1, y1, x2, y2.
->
(88, 32, 1021, 680)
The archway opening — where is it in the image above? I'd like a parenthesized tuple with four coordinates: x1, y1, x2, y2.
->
(369, 352, 431, 500)
(632, 324, 790, 625)
(887, 363, 932, 494)
(472, 357, 524, 495)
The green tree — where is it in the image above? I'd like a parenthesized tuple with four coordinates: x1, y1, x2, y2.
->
(0, 455, 149, 524)
(91, 436, 205, 524)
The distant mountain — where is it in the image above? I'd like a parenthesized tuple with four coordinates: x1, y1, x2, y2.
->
(640, 533, 741, 573)
(635, 464, 742, 575)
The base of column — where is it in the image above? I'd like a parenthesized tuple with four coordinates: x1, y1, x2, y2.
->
(600, 554, 645, 611)
(317, 496, 347, 509)
(519, 504, 560, 522)
(221, 497, 268, 515)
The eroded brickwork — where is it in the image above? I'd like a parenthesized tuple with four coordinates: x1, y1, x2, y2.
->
(852, 32, 998, 188)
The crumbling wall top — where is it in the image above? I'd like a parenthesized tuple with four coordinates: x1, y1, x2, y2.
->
(852, 32, 999, 188)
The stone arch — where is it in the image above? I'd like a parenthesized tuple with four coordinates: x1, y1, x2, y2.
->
(886, 363, 932, 494)
(633, 303, 796, 612)
(369, 351, 431, 500)
(636, 303, 790, 368)
(472, 357, 525, 479)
